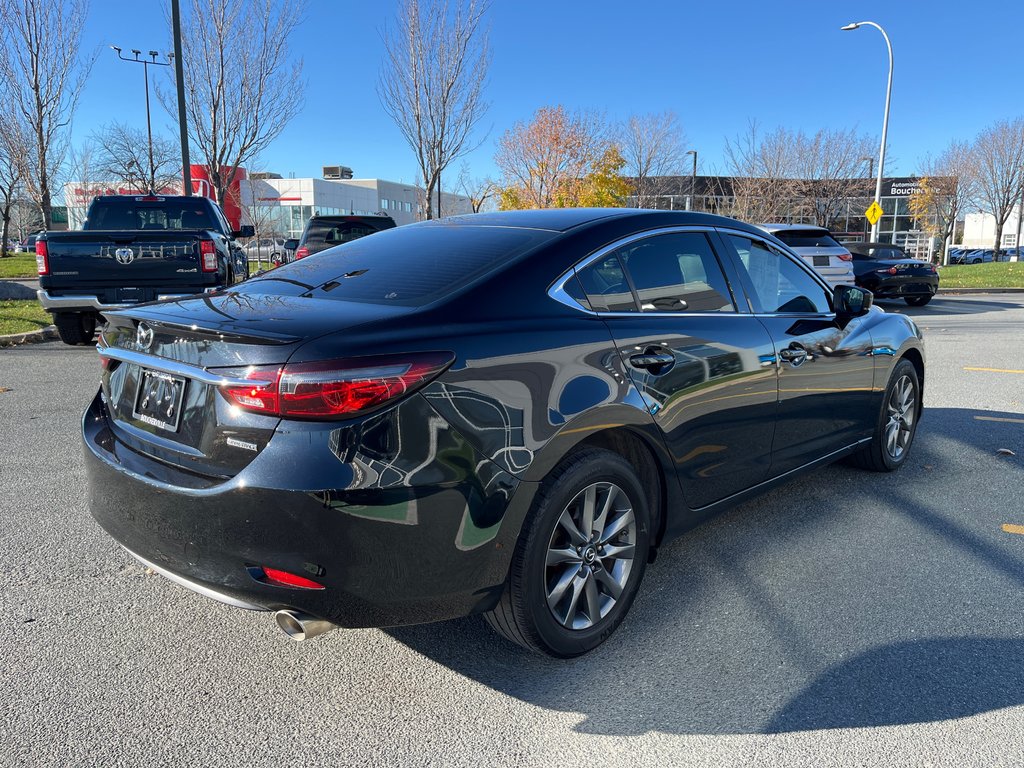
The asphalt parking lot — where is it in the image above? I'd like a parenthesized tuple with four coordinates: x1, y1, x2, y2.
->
(1, 295, 1023, 767)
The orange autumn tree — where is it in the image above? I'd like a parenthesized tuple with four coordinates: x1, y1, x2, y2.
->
(495, 105, 629, 209)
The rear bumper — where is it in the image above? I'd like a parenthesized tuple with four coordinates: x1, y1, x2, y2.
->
(860, 277, 939, 298)
(38, 289, 202, 313)
(83, 391, 531, 627)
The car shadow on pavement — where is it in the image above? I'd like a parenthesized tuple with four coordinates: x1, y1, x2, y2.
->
(389, 407, 1024, 735)
(877, 296, 1022, 317)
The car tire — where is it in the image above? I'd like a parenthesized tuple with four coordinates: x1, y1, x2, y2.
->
(850, 358, 920, 472)
(53, 312, 96, 346)
(485, 447, 651, 657)
(971, 259, 981, 264)
(904, 296, 931, 306)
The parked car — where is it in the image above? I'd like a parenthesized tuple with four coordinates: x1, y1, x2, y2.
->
(16, 234, 40, 253)
(286, 214, 397, 262)
(36, 195, 253, 345)
(756, 224, 855, 287)
(85, 209, 924, 657)
(847, 242, 939, 306)
(243, 236, 288, 264)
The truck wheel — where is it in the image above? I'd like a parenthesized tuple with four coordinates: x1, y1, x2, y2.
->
(54, 313, 96, 346)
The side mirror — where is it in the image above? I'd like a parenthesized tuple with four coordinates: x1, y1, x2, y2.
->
(233, 225, 255, 238)
(284, 239, 299, 251)
(834, 284, 873, 317)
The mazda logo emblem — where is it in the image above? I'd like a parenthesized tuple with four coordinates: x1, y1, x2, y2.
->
(136, 322, 154, 350)
(115, 247, 135, 265)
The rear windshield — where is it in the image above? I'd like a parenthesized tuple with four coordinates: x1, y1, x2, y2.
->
(773, 230, 841, 249)
(243, 223, 554, 307)
(85, 198, 215, 231)
(304, 218, 394, 246)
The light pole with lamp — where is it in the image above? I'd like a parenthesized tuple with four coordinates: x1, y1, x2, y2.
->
(685, 149, 697, 211)
(111, 46, 173, 192)
(841, 21, 893, 242)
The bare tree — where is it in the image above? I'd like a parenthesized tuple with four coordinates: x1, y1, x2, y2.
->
(910, 141, 977, 262)
(456, 163, 496, 213)
(790, 127, 877, 228)
(91, 123, 181, 192)
(972, 117, 1024, 258)
(0, 0, 94, 229)
(164, 0, 305, 207)
(0, 128, 25, 253)
(379, 0, 490, 219)
(722, 121, 797, 223)
(619, 111, 687, 208)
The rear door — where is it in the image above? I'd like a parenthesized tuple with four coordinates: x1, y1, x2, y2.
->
(573, 228, 778, 510)
(718, 231, 876, 475)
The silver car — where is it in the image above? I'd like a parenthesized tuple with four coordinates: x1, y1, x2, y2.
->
(243, 236, 287, 264)
(758, 224, 855, 288)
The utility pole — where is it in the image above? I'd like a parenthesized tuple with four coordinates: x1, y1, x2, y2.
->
(171, 0, 192, 195)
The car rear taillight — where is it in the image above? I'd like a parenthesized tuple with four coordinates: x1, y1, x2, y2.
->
(882, 266, 898, 275)
(199, 239, 218, 271)
(219, 351, 454, 419)
(295, 246, 309, 259)
(36, 240, 49, 275)
(837, 251, 853, 262)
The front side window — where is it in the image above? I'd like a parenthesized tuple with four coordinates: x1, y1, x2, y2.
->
(727, 235, 831, 314)
(616, 232, 734, 312)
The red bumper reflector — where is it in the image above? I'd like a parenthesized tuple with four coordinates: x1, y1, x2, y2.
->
(260, 566, 325, 590)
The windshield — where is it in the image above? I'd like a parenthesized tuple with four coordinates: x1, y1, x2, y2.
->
(774, 230, 842, 249)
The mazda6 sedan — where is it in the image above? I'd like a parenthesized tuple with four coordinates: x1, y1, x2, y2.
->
(85, 209, 925, 657)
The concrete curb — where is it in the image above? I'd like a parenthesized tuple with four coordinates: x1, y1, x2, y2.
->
(937, 287, 1024, 294)
(0, 325, 58, 348)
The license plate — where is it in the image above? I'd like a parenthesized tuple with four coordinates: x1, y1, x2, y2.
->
(133, 369, 187, 432)
(812, 256, 830, 267)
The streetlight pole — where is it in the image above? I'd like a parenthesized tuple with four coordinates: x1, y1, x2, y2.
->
(842, 21, 893, 242)
(685, 149, 697, 211)
(111, 46, 172, 192)
(171, 0, 192, 196)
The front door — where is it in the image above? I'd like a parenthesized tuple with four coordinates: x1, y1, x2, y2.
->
(718, 232, 876, 475)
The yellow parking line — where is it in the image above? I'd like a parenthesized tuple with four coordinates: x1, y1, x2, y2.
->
(964, 367, 1024, 374)
(1002, 524, 1024, 536)
(974, 415, 1024, 425)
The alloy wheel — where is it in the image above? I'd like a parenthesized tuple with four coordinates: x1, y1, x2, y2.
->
(885, 374, 916, 460)
(544, 482, 636, 630)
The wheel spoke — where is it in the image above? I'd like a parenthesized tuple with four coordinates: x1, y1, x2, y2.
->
(546, 546, 580, 566)
(602, 542, 635, 560)
(593, 565, 624, 599)
(583, 571, 602, 623)
(886, 422, 899, 454)
(599, 510, 634, 544)
(562, 573, 587, 626)
(579, 485, 597, 539)
(546, 565, 577, 609)
(557, 509, 587, 547)
(593, 484, 617, 541)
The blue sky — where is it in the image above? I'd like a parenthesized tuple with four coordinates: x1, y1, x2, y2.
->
(74, 0, 1018, 185)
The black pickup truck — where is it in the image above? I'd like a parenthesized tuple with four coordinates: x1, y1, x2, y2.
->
(37, 195, 253, 345)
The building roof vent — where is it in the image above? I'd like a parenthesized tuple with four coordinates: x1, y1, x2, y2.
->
(323, 165, 354, 180)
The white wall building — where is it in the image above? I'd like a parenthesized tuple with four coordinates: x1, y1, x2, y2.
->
(963, 205, 1022, 251)
(241, 175, 473, 236)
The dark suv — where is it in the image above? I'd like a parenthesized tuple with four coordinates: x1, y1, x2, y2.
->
(286, 214, 397, 262)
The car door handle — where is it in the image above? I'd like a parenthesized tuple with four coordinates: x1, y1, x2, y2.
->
(629, 351, 676, 372)
(778, 344, 808, 366)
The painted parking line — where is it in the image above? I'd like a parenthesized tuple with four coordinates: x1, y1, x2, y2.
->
(963, 366, 1024, 374)
(974, 415, 1024, 425)
(1001, 524, 1024, 536)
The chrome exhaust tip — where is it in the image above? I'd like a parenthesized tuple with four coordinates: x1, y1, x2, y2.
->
(274, 609, 337, 642)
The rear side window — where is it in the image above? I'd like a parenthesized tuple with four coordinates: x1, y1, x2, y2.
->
(243, 223, 553, 307)
(728, 235, 831, 314)
(773, 229, 841, 249)
(617, 232, 734, 312)
(575, 254, 638, 312)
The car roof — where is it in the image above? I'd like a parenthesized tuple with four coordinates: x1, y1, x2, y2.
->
(440, 208, 764, 234)
(757, 223, 831, 233)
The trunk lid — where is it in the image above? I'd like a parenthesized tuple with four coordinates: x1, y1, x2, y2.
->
(98, 289, 415, 477)
(42, 231, 208, 287)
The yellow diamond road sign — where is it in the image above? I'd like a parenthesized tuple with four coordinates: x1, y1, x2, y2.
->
(865, 201, 883, 226)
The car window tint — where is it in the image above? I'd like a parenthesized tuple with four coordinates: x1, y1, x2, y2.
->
(614, 232, 734, 312)
(772, 229, 842, 249)
(575, 254, 638, 312)
(728, 235, 831, 314)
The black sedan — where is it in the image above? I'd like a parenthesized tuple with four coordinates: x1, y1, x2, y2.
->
(848, 241, 939, 306)
(85, 209, 925, 657)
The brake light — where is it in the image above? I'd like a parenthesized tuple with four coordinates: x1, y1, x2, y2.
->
(219, 352, 454, 419)
(884, 266, 898, 275)
(295, 246, 309, 259)
(258, 566, 324, 590)
(36, 239, 49, 275)
(199, 239, 218, 271)
(837, 251, 853, 262)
